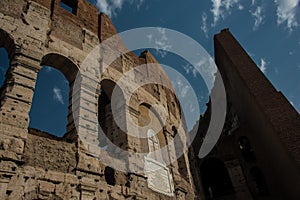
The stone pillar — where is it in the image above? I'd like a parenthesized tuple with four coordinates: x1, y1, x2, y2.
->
(166, 128, 193, 188)
(225, 159, 253, 200)
(70, 73, 104, 174)
(0, 53, 40, 128)
(0, 52, 40, 161)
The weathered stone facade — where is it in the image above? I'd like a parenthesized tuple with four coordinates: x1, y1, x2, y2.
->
(0, 0, 194, 199)
(189, 29, 300, 200)
(1, 1, 300, 200)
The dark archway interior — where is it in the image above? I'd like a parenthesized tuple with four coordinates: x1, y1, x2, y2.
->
(238, 136, 256, 162)
(250, 166, 269, 196)
(98, 79, 128, 152)
(200, 158, 234, 199)
(173, 126, 189, 181)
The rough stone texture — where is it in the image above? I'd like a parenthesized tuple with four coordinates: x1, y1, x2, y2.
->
(0, 0, 194, 199)
(1, 1, 298, 200)
(190, 29, 300, 200)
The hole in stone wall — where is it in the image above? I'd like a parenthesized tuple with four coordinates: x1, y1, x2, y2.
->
(24, 176, 29, 182)
(60, 0, 78, 15)
(29, 66, 69, 137)
(200, 158, 234, 198)
(0, 48, 9, 95)
(6, 190, 12, 196)
(104, 166, 116, 186)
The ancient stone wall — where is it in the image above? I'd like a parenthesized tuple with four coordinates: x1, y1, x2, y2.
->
(0, 0, 195, 199)
(190, 29, 300, 200)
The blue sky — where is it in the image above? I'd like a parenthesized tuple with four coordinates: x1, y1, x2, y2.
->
(0, 0, 299, 136)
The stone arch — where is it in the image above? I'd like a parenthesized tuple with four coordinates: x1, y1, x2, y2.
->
(29, 53, 79, 139)
(40, 53, 79, 83)
(138, 103, 167, 152)
(0, 29, 16, 104)
(98, 79, 128, 152)
(172, 126, 189, 181)
(147, 128, 162, 160)
(200, 157, 234, 199)
(0, 29, 16, 60)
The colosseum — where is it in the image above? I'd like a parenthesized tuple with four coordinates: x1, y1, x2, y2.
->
(0, 0, 299, 200)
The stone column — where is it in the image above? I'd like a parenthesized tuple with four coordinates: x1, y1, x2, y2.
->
(70, 73, 104, 175)
(0, 52, 40, 161)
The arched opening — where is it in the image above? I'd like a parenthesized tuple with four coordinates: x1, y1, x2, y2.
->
(238, 136, 256, 162)
(29, 67, 69, 137)
(200, 158, 234, 199)
(250, 166, 269, 196)
(98, 79, 128, 153)
(147, 128, 162, 161)
(0, 29, 15, 104)
(172, 126, 189, 181)
(0, 48, 9, 91)
(139, 104, 174, 195)
(0, 29, 15, 60)
(138, 103, 167, 155)
(29, 53, 78, 138)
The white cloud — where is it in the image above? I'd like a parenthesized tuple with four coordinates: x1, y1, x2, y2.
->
(182, 63, 191, 74)
(44, 66, 52, 72)
(259, 58, 268, 73)
(136, 0, 144, 10)
(146, 28, 172, 58)
(173, 78, 190, 99)
(250, 6, 264, 31)
(211, 0, 240, 26)
(251, 0, 256, 6)
(147, 34, 153, 42)
(200, 12, 209, 38)
(274, 0, 299, 31)
(180, 85, 189, 98)
(238, 4, 244, 10)
(183, 63, 198, 78)
(211, 0, 223, 26)
(274, 67, 279, 74)
(224, 0, 239, 10)
(96, 0, 145, 17)
(154, 28, 172, 58)
(189, 103, 196, 113)
(53, 87, 64, 105)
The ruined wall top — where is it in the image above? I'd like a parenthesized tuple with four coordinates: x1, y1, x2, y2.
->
(0, 0, 121, 51)
(33, 0, 98, 33)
